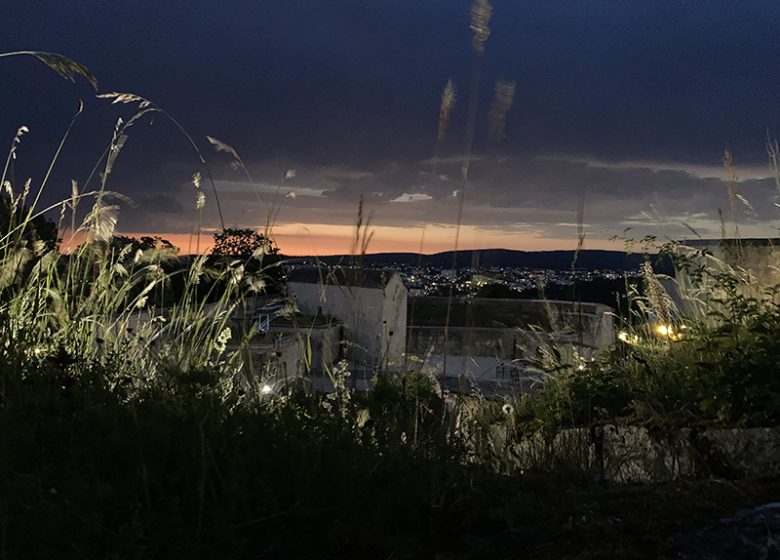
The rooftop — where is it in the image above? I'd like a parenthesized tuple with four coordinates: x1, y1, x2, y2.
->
(409, 297, 612, 328)
(287, 266, 399, 289)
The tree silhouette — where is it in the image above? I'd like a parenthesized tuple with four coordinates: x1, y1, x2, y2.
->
(0, 195, 59, 251)
(211, 228, 277, 260)
(110, 235, 178, 254)
(211, 228, 285, 293)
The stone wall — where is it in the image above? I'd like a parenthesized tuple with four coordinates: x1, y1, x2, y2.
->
(448, 396, 780, 483)
(504, 424, 780, 483)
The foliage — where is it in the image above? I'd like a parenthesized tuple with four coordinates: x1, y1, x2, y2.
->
(0, 356, 475, 559)
(211, 227, 276, 260)
(0, 194, 59, 251)
(521, 241, 780, 430)
(474, 282, 521, 299)
(369, 370, 454, 451)
(110, 234, 178, 254)
(210, 227, 286, 293)
(8, 353, 776, 559)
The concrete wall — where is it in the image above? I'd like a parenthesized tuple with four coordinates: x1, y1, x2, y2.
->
(288, 281, 385, 370)
(288, 273, 408, 373)
(712, 242, 780, 287)
(408, 326, 519, 360)
(243, 335, 301, 379)
(243, 323, 342, 378)
(406, 298, 615, 378)
(381, 273, 407, 371)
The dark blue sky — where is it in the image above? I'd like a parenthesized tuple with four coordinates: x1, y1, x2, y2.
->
(2, 1, 780, 250)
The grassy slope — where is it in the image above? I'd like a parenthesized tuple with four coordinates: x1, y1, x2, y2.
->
(3, 359, 779, 559)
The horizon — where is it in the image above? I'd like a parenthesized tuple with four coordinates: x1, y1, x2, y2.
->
(89, 229, 627, 257)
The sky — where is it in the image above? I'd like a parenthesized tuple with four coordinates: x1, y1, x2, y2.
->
(2, 0, 780, 255)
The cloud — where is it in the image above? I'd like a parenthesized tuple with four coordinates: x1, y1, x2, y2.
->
(540, 155, 774, 181)
(111, 150, 780, 249)
(5, 0, 780, 255)
(216, 180, 327, 198)
(129, 193, 184, 214)
(390, 193, 434, 203)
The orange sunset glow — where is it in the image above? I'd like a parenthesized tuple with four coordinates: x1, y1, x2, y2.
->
(61, 223, 618, 256)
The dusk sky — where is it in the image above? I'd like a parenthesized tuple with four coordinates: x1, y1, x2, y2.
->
(3, 1, 780, 254)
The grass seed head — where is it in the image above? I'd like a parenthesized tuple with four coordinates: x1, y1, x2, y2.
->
(470, 0, 493, 55)
(487, 79, 516, 143)
(33, 52, 97, 89)
(438, 79, 457, 141)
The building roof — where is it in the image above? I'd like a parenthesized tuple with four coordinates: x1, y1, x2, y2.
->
(287, 266, 400, 289)
(408, 296, 611, 328)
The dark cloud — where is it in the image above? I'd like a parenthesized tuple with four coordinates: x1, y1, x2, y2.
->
(2, 1, 780, 245)
(106, 153, 779, 246)
(127, 193, 184, 215)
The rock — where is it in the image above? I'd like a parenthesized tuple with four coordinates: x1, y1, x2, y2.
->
(452, 395, 780, 483)
(668, 502, 780, 559)
(601, 426, 694, 484)
(696, 428, 780, 479)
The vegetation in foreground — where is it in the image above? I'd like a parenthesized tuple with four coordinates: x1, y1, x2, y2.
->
(4, 354, 780, 559)
(515, 244, 780, 433)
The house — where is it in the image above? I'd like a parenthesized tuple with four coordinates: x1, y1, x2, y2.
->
(286, 267, 408, 373)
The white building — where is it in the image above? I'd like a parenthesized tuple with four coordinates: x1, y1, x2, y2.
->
(287, 267, 408, 373)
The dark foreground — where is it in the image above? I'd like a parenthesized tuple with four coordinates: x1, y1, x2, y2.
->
(2, 363, 779, 559)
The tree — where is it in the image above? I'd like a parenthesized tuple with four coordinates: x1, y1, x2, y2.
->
(110, 235, 178, 255)
(210, 228, 285, 293)
(0, 195, 59, 292)
(211, 228, 277, 260)
(475, 282, 521, 299)
(0, 195, 59, 252)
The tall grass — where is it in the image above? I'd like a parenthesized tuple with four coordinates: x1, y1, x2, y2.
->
(0, 50, 484, 559)
(442, 0, 493, 376)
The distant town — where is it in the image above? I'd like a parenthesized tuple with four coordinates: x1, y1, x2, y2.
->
(287, 259, 641, 298)
(283, 247, 653, 302)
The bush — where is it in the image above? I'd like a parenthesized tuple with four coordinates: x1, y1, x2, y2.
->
(523, 246, 780, 430)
